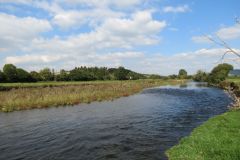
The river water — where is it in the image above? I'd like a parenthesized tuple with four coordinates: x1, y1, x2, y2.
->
(0, 82, 232, 160)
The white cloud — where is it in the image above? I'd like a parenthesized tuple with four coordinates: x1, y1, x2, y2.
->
(163, 5, 190, 13)
(0, 13, 51, 51)
(34, 0, 145, 29)
(5, 54, 67, 64)
(4, 51, 144, 71)
(0, 0, 145, 29)
(4, 0, 226, 76)
(28, 10, 166, 54)
(58, 0, 144, 8)
(193, 24, 240, 44)
(0, 0, 33, 4)
(52, 8, 124, 29)
(105, 11, 166, 35)
(0, 0, 144, 8)
(216, 24, 240, 40)
(136, 48, 240, 75)
(93, 10, 166, 46)
(95, 51, 144, 61)
(191, 35, 212, 43)
(5, 47, 240, 75)
(5, 52, 143, 65)
(0, 9, 165, 72)
(0, 2, 165, 54)
(14, 10, 165, 70)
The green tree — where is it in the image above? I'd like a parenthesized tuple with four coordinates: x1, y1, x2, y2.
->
(127, 71, 145, 80)
(16, 68, 32, 82)
(3, 64, 18, 82)
(0, 70, 6, 82)
(194, 70, 208, 82)
(56, 69, 70, 81)
(39, 68, 54, 81)
(93, 67, 110, 80)
(148, 74, 162, 79)
(114, 67, 129, 80)
(208, 63, 233, 84)
(169, 74, 178, 79)
(69, 67, 96, 81)
(30, 71, 42, 82)
(178, 69, 187, 79)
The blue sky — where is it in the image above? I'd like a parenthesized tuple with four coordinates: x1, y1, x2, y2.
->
(0, 0, 240, 75)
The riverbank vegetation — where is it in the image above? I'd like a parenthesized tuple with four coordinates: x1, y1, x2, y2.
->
(0, 64, 188, 112)
(0, 64, 191, 84)
(0, 64, 146, 82)
(167, 63, 240, 159)
(193, 63, 233, 84)
(167, 110, 240, 160)
(0, 79, 184, 112)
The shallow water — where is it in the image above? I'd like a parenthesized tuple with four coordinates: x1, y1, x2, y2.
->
(0, 82, 232, 160)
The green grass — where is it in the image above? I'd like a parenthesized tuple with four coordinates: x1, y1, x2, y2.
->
(0, 80, 124, 89)
(0, 79, 184, 112)
(226, 77, 240, 83)
(166, 110, 240, 160)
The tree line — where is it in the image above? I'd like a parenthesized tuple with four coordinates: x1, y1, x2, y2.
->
(0, 64, 148, 83)
(193, 63, 233, 84)
(2, 63, 233, 84)
(0, 64, 192, 83)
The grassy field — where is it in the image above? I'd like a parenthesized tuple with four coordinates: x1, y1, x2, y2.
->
(226, 77, 240, 83)
(0, 81, 125, 91)
(0, 79, 184, 112)
(166, 110, 240, 160)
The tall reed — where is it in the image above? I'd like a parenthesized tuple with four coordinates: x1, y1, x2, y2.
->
(0, 80, 184, 112)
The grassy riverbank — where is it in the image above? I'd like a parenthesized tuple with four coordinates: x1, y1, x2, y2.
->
(226, 77, 240, 84)
(0, 79, 183, 112)
(167, 110, 240, 160)
(167, 78, 240, 160)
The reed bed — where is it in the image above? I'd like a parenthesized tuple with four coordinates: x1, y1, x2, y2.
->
(0, 79, 183, 112)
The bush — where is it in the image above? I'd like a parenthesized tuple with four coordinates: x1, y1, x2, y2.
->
(16, 68, 32, 82)
(0, 70, 6, 82)
(3, 64, 18, 82)
(178, 69, 187, 79)
(193, 70, 208, 82)
(208, 63, 233, 84)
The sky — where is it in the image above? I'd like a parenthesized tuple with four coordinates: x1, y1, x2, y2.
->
(0, 0, 240, 75)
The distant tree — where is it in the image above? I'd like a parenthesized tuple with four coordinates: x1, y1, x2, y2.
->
(127, 72, 145, 80)
(114, 67, 129, 80)
(69, 67, 96, 81)
(208, 63, 233, 84)
(3, 64, 18, 82)
(186, 75, 193, 79)
(169, 74, 178, 79)
(211, 63, 233, 75)
(94, 67, 111, 80)
(16, 68, 32, 82)
(39, 68, 54, 81)
(178, 69, 188, 79)
(0, 70, 6, 82)
(193, 70, 208, 82)
(0, 64, 146, 82)
(56, 69, 70, 81)
(30, 71, 42, 82)
(148, 74, 162, 79)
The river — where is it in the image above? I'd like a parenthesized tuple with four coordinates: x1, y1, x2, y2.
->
(0, 82, 232, 160)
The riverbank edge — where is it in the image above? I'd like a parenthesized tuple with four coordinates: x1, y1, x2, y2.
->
(166, 81, 240, 160)
(0, 79, 186, 112)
